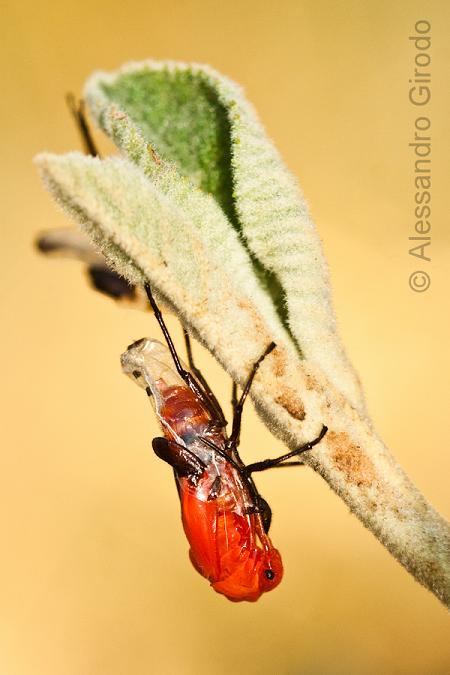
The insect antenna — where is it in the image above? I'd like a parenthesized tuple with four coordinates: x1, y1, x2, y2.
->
(66, 93, 100, 157)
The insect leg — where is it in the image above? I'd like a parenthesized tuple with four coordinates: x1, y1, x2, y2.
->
(226, 348, 280, 523)
(65, 95, 139, 301)
(66, 93, 100, 157)
(152, 437, 206, 479)
(257, 496, 272, 533)
(227, 342, 276, 450)
(183, 328, 227, 428)
(199, 431, 272, 529)
(231, 380, 238, 410)
(228, 380, 249, 465)
(245, 425, 328, 474)
(267, 461, 305, 467)
(144, 283, 225, 426)
(144, 283, 192, 381)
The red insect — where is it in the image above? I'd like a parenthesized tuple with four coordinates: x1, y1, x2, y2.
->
(48, 97, 328, 601)
(122, 285, 327, 602)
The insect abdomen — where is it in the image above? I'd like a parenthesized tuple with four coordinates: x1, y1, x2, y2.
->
(160, 386, 211, 442)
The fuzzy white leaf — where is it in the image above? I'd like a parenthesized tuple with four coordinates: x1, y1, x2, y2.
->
(35, 151, 295, 382)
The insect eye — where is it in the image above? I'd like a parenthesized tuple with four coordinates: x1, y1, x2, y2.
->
(264, 569, 275, 580)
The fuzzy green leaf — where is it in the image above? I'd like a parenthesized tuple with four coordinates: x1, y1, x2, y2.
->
(85, 61, 365, 414)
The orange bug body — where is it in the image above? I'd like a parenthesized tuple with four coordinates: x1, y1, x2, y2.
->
(122, 339, 283, 602)
(180, 477, 283, 601)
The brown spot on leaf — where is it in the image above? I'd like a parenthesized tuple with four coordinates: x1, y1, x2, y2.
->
(305, 372, 325, 395)
(272, 349, 286, 378)
(329, 431, 375, 488)
(275, 387, 305, 420)
(111, 108, 126, 120)
(147, 144, 162, 165)
(236, 299, 273, 356)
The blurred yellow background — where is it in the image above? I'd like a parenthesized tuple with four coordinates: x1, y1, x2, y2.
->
(1, 1, 449, 673)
